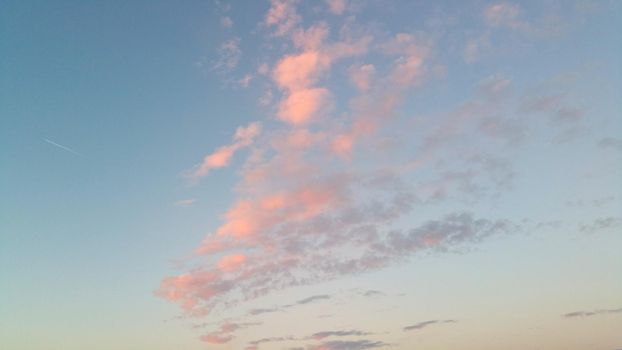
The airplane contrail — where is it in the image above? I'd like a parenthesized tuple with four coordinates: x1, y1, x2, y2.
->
(44, 139, 85, 157)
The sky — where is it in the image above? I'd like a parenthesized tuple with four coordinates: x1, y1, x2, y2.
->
(1, 0, 621, 349)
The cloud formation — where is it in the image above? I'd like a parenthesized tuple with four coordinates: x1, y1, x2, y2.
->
(403, 319, 457, 331)
(186, 122, 261, 180)
(562, 308, 622, 318)
(159, 1, 617, 348)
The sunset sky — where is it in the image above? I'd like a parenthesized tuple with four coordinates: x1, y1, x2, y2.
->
(1, 1, 621, 349)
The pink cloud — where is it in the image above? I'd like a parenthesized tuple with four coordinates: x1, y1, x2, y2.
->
(186, 122, 261, 179)
(201, 334, 233, 344)
(218, 254, 247, 272)
(265, 0, 301, 36)
(273, 51, 327, 91)
(325, 0, 347, 15)
(484, 2, 523, 28)
(349, 64, 375, 91)
(162, 2, 533, 327)
(331, 133, 355, 158)
(383, 33, 430, 87)
(278, 88, 331, 124)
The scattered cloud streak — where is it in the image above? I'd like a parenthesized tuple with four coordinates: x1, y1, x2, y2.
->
(403, 319, 457, 331)
(44, 139, 84, 157)
(578, 217, 622, 234)
(185, 122, 261, 180)
(563, 308, 622, 318)
(174, 199, 196, 207)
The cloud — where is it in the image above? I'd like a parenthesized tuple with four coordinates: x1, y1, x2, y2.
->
(162, 0, 551, 332)
(403, 319, 457, 331)
(311, 330, 371, 340)
(186, 122, 261, 180)
(217, 254, 247, 272)
(297, 294, 330, 304)
(174, 199, 196, 207)
(44, 139, 84, 157)
(349, 64, 375, 91)
(306, 340, 389, 350)
(200, 321, 260, 344)
(598, 137, 622, 151)
(483, 2, 569, 37)
(238, 74, 254, 87)
(246, 336, 296, 349)
(325, 0, 347, 15)
(578, 217, 622, 234)
(212, 37, 242, 72)
(278, 87, 331, 124)
(158, 211, 518, 316)
(562, 308, 622, 318)
(361, 290, 383, 297)
(484, 2, 526, 30)
(249, 307, 281, 316)
(463, 34, 491, 64)
(221, 16, 233, 28)
(265, 0, 301, 37)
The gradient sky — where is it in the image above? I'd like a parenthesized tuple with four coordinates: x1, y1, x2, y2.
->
(1, 1, 621, 349)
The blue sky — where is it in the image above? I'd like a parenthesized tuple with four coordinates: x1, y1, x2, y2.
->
(1, 1, 621, 349)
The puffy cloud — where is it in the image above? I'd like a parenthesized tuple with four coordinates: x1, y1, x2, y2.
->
(278, 88, 331, 124)
(163, 3, 577, 344)
(484, 2, 524, 29)
(273, 51, 328, 91)
(265, 0, 301, 36)
(383, 33, 431, 87)
(349, 64, 375, 91)
(325, 0, 348, 15)
(218, 254, 247, 272)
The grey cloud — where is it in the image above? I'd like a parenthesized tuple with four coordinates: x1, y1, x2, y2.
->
(249, 307, 281, 316)
(563, 308, 622, 318)
(598, 137, 622, 151)
(579, 217, 622, 234)
(404, 319, 457, 331)
(311, 330, 371, 340)
(297, 294, 331, 304)
(308, 340, 389, 350)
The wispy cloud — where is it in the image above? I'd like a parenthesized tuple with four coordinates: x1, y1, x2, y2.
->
(296, 294, 330, 305)
(44, 139, 84, 157)
(306, 339, 389, 350)
(311, 330, 371, 340)
(248, 306, 281, 316)
(562, 308, 622, 318)
(200, 321, 261, 345)
(579, 217, 622, 234)
(159, 2, 610, 348)
(174, 199, 196, 207)
(403, 319, 457, 331)
(185, 121, 261, 181)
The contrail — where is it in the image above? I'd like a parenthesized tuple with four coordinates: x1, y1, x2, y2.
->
(44, 139, 84, 157)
